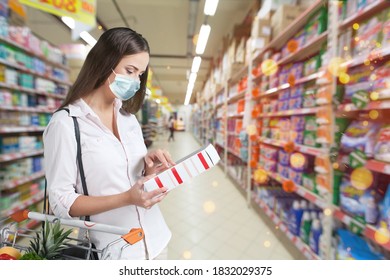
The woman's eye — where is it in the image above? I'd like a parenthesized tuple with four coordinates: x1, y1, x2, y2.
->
(126, 69, 134, 74)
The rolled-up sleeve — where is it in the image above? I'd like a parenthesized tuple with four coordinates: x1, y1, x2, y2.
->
(43, 117, 81, 219)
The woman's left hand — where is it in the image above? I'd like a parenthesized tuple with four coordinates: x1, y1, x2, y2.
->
(144, 149, 175, 175)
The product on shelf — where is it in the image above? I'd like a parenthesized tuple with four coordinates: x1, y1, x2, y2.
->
(336, 229, 384, 260)
(374, 125, 390, 163)
(340, 120, 381, 158)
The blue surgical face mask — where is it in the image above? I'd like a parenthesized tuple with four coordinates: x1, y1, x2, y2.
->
(109, 70, 141, 101)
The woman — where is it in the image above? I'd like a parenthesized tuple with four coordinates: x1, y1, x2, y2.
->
(43, 27, 173, 260)
(168, 116, 175, 142)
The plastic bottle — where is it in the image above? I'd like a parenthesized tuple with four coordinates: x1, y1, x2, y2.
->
(300, 211, 312, 244)
(365, 196, 378, 224)
(289, 200, 301, 236)
(309, 219, 323, 255)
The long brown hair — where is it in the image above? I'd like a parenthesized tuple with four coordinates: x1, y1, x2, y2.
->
(61, 27, 150, 114)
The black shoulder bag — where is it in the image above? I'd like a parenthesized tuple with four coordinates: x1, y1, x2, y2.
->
(44, 108, 99, 260)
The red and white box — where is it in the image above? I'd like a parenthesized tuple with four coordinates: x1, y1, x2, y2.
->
(144, 144, 221, 192)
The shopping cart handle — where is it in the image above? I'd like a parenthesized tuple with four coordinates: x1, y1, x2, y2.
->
(121, 228, 144, 245)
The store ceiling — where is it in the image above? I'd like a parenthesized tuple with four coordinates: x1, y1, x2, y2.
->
(24, 0, 255, 106)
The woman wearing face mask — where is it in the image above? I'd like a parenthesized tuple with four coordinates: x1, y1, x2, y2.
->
(43, 27, 173, 260)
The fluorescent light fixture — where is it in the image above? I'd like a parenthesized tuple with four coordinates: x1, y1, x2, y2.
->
(80, 31, 97, 47)
(204, 0, 219, 16)
(195, 24, 211, 55)
(189, 72, 197, 86)
(184, 85, 194, 105)
(61, 16, 75, 29)
(191, 56, 202, 73)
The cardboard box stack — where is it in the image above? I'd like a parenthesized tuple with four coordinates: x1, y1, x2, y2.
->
(271, 4, 307, 37)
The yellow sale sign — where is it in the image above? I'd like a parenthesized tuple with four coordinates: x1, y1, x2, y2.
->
(19, 0, 96, 26)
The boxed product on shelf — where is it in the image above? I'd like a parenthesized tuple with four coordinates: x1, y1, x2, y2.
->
(0, 0, 8, 37)
(374, 125, 390, 163)
(303, 54, 321, 76)
(372, 60, 390, 100)
(304, 6, 328, 44)
(302, 87, 317, 108)
(340, 120, 381, 157)
(336, 229, 384, 260)
(270, 4, 307, 37)
(352, 11, 384, 57)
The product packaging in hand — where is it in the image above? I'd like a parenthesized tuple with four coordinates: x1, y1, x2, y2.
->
(144, 144, 220, 192)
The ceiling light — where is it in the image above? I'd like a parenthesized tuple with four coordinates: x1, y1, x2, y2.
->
(189, 72, 197, 86)
(195, 24, 211, 55)
(61, 16, 75, 29)
(204, 0, 219, 16)
(191, 56, 202, 73)
(80, 31, 97, 47)
(184, 87, 193, 105)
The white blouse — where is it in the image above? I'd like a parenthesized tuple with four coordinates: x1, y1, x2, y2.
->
(43, 98, 171, 259)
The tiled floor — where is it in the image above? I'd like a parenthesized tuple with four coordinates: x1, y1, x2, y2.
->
(152, 130, 294, 260)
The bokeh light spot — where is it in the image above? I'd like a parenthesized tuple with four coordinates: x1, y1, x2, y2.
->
(261, 59, 278, 76)
(328, 57, 347, 77)
(203, 201, 216, 214)
(339, 72, 350, 84)
(369, 110, 379, 120)
(350, 167, 374, 190)
(353, 23, 359, 30)
(370, 91, 379, 101)
(374, 227, 390, 245)
(183, 251, 192, 259)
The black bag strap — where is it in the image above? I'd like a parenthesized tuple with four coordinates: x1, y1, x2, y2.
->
(44, 107, 91, 221)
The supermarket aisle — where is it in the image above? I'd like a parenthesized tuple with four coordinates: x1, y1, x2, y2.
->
(152, 130, 294, 260)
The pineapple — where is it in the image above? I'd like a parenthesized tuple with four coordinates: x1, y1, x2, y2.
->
(26, 220, 72, 260)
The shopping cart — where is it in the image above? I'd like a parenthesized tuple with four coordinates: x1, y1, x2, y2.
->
(0, 210, 144, 260)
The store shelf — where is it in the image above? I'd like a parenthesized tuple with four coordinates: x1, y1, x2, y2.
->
(227, 113, 244, 118)
(338, 100, 390, 113)
(365, 160, 390, 175)
(228, 90, 246, 104)
(1, 170, 45, 191)
(277, 32, 328, 66)
(265, 171, 327, 209)
(342, 47, 390, 69)
(227, 148, 245, 162)
(334, 207, 390, 251)
(339, 0, 390, 30)
(0, 35, 70, 71)
(255, 71, 324, 99)
(258, 106, 321, 118)
(253, 0, 326, 62)
(259, 137, 329, 157)
(227, 169, 246, 192)
(229, 64, 248, 84)
(0, 126, 46, 134)
(0, 58, 71, 86)
(0, 149, 44, 163)
(1, 191, 45, 218)
(0, 104, 54, 113)
(0, 81, 66, 99)
(252, 194, 320, 260)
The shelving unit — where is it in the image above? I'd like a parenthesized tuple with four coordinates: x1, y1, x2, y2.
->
(0, 21, 70, 228)
(192, 0, 390, 260)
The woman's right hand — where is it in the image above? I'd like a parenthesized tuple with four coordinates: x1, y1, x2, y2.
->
(125, 174, 168, 209)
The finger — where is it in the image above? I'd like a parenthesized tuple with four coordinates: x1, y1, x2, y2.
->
(144, 187, 168, 199)
(163, 151, 175, 166)
(151, 192, 168, 204)
(155, 150, 170, 168)
(145, 156, 154, 167)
